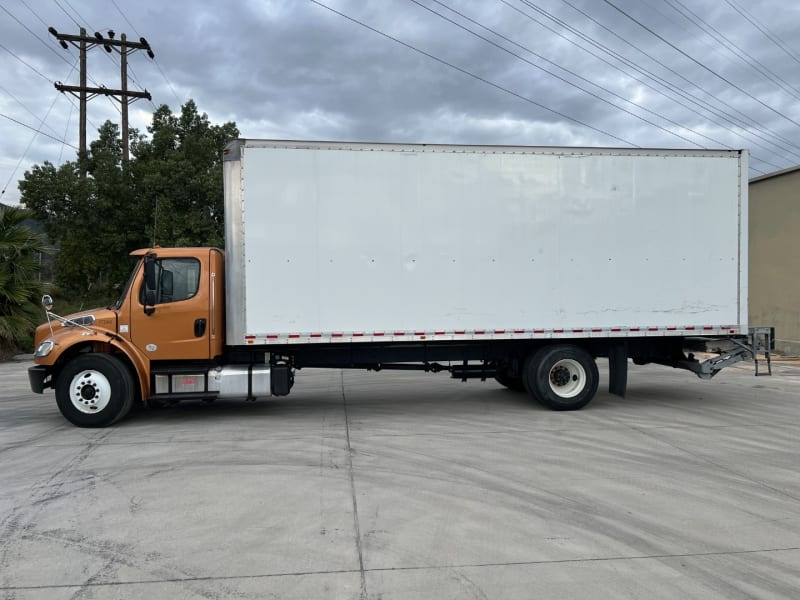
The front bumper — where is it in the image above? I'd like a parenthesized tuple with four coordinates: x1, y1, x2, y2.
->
(28, 365, 51, 394)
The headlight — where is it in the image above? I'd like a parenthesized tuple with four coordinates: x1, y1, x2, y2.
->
(34, 340, 54, 358)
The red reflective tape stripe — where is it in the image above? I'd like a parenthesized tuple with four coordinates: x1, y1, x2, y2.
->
(374, 332, 385, 337)
(353, 333, 364, 337)
(288, 334, 300, 339)
(554, 329, 564, 333)
(703, 326, 713, 331)
(435, 331, 445, 335)
(455, 330, 466, 335)
(514, 329, 525, 334)
(667, 327, 677, 331)
(245, 335, 256, 339)
(534, 329, 545, 334)
(592, 328, 602, 333)
(685, 326, 695, 331)
(414, 332, 425, 336)
(332, 332, 343, 337)
(267, 335, 279, 339)
(310, 333, 322, 338)
(648, 327, 658, 331)
(474, 330, 486, 335)
(394, 332, 406, 336)
(494, 329, 505, 334)
(611, 328, 622, 332)
(630, 327, 640, 332)
(572, 328, 583, 333)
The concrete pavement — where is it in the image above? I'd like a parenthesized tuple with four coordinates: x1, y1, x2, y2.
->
(1, 358, 799, 599)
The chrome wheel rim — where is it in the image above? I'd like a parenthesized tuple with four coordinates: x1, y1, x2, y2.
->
(548, 359, 586, 398)
(69, 370, 112, 414)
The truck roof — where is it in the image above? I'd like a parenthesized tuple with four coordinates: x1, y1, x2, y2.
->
(130, 247, 221, 257)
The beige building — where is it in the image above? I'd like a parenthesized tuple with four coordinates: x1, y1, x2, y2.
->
(749, 165, 800, 355)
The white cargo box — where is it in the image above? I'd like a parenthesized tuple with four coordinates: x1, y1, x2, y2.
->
(223, 140, 747, 345)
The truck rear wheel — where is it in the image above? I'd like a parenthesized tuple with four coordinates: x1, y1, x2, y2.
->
(55, 354, 135, 427)
(523, 345, 598, 411)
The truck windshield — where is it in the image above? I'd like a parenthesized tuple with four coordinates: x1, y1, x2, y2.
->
(110, 258, 142, 310)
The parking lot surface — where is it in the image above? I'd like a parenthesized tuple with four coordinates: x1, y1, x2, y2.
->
(1, 357, 799, 599)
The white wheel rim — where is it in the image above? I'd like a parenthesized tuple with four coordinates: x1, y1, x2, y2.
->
(69, 370, 112, 414)
(548, 359, 586, 399)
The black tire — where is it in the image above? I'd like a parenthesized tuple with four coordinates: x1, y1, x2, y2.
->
(55, 353, 135, 427)
(495, 367, 526, 392)
(523, 345, 598, 411)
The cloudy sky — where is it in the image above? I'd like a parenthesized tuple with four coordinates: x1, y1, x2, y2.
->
(1, 0, 799, 204)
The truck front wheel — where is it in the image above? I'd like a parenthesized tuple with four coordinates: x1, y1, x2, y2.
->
(524, 345, 598, 411)
(55, 354, 135, 427)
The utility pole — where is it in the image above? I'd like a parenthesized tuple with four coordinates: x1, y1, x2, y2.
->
(120, 33, 129, 162)
(48, 26, 155, 173)
(79, 27, 86, 170)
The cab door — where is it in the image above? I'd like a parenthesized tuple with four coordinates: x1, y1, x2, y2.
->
(129, 253, 212, 360)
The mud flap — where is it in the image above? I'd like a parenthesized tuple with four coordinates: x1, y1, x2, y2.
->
(608, 342, 628, 398)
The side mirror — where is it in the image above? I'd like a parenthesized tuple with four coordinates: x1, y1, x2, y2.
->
(143, 254, 157, 315)
(42, 295, 54, 311)
(144, 254, 157, 290)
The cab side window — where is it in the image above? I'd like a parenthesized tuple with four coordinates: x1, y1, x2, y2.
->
(141, 258, 200, 305)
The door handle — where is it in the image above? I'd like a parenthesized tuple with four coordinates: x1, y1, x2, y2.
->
(194, 318, 207, 337)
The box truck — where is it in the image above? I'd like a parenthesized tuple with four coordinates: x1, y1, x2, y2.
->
(28, 140, 767, 427)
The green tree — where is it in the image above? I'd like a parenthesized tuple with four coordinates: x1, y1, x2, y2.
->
(19, 100, 238, 301)
(0, 206, 50, 353)
(133, 100, 238, 247)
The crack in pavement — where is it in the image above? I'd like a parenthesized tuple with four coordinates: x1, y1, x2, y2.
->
(341, 370, 368, 600)
(3, 545, 799, 591)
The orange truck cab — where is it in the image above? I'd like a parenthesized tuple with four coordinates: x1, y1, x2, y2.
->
(29, 247, 291, 427)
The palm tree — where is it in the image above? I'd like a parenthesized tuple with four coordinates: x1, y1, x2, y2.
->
(0, 205, 50, 353)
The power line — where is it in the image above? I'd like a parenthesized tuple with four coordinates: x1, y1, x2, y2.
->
(0, 3, 76, 69)
(0, 83, 63, 138)
(548, 0, 800, 156)
(57, 0, 151, 111)
(1, 2, 115, 97)
(63, 94, 101, 134)
(0, 41, 53, 82)
(0, 46, 105, 138)
(0, 111, 79, 199)
(109, 0, 182, 106)
(1, 56, 82, 195)
(19, 0, 49, 28)
(664, 0, 800, 101)
(111, 0, 141, 37)
(600, 0, 800, 132)
(1, 92, 66, 197)
(58, 99, 75, 163)
(309, 0, 636, 147)
(514, 0, 800, 164)
(724, 0, 800, 68)
(1, 112, 85, 149)
(60, 0, 92, 27)
(50, 0, 128, 117)
(52, 0, 81, 29)
(151, 59, 182, 107)
(49, 27, 154, 165)
(420, 0, 723, 149)
(51, 0, 143, 116)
